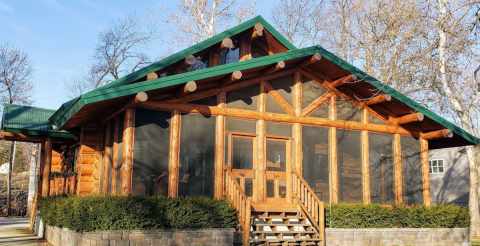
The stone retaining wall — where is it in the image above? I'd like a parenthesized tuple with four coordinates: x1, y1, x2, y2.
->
(326, 228, 469, 246)
(45, 225, 235, 246)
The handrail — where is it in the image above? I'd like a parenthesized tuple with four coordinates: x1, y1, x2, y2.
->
(292, 172, 325, 243)
(225, 170, 251, 246)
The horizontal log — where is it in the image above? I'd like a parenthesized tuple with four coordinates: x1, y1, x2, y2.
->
(139, 101, 412, 136)
(391, 112, 424, 125)
(252, 23, 264, 39)
(184, 81, 197, 93)
(134, 92, 148, 103)
(185, 55, 197, 65)
(231, 71, 243, 81)
(331, 74, 357, 88)
(421, 129, 453, 140)
(365, 94, 392, 106)
(146, 72, 158, 81)
(221, 37, 234, 49)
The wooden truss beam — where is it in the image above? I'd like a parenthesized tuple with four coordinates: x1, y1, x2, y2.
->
(263, 80, 295, 115)
(139, 101, 413, 136)
(301, 92, 334, 117)
(330, 74, 357, 88)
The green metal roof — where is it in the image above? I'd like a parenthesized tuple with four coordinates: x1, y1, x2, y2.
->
(46, 15, 478, 147)
(101, 15, 295, 90)
(2, 104, 75, 139)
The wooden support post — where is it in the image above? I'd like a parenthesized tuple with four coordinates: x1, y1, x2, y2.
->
(168, 110, 181, 198)
(291, 71, 302, 201)
(393, 133, 403, 204)
(361, 108, 371, 204)
(121, 108, 135, 195)
(214, 92, 226, 199)
(255, 82, 267, 202)
(111, 117, 120, 194)
(102, 122, 112, 194)
(41, 139, 52, 197)
(329, 96, 338, 203)
(420, 137, 431, 207)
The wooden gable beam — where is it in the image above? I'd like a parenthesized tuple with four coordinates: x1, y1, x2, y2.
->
(263, 80, 295, 115)
(301, 92, 334, 117)
(365, 94, 392, 106)
(330, 74, 357, 88)
(251, 23, 264, 39)
(389, 112, 424, 125)
(421, 129, 453, 140)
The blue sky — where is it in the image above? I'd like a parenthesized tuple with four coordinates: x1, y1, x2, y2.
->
(0, 0, 274, 110)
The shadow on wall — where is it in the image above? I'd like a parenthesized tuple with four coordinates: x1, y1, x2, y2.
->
(431, 147, 469, 207)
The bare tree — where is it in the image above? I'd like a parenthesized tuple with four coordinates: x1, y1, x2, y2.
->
(166, 0, 256, 47)
(67, 16, 152, 96)
(0, 44, 33, 216)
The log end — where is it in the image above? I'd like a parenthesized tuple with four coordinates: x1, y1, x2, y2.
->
(184, 81, 197, 93)
(135, 92, 148, 103)
(231, 71, 243, 81)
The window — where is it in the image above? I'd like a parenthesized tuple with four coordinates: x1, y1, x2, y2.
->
(220, 48, 240, 64)
(429, 159, 445, 174)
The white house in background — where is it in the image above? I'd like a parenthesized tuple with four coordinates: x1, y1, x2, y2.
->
(429, 147, 469, 206)
(0, 162, 9, 175)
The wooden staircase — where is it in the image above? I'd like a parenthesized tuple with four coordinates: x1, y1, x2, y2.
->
(250, 208, 323, 245)
(225, 171, 325, 246)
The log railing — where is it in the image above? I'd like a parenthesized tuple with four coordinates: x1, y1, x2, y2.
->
(225, 170, 252, 246)
(292, 173, 325, 243)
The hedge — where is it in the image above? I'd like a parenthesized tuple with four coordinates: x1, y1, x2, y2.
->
(325, 204, 469, 228)
(39, 196, 237, 232)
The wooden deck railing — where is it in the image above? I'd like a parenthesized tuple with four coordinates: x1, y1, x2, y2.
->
(225, 170, 252, 246)
(292, 173, 325, 243)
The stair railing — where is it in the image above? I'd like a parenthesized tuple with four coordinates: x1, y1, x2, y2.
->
(292, 172, 325, 243)
(225, 170, 252, 246)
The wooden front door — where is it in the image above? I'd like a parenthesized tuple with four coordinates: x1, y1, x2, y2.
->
(265, 136, 291, 203)
(227, 131, 292, 204)
(227, 132, 256, 198)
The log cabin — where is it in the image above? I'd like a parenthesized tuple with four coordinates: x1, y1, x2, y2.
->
(1, 16, 479, 246)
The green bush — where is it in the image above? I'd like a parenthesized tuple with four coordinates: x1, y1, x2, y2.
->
(39, 196, 237, 232)
(325, 203, 469, 228)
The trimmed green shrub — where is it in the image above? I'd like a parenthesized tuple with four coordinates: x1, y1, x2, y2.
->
(39, 196, 237, 232)
(325, 203, 469, 228)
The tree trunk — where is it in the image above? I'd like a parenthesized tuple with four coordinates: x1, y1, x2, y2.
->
(468, 145, 480, 237)
(6, 141, 16, 216)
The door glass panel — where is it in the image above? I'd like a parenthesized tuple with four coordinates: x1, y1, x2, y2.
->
(266, 140, 286, 172)
(266, 180, 275, 197)
(245, 178, 253, 197)
(232, 137, 253, 169)
(279, 180, 287, 198)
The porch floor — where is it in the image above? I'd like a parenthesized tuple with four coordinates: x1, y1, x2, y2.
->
(0, 217, 46, 245)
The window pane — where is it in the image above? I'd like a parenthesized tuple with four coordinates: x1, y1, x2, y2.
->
(302, 126, 329, 202)
(227, 85, 259, 110)
(266, 140, 286, 172)
(337, 130, 362, 203)
(369, 133, 394, 204)
(279, 180, 287, 198)
(179, 113, 215, 197)
(368, 114, 386, 125)
(402, 136, 423, 204)
(226, 117, 256, 133)
(302, 78, 327, 108)
(336, 98, 361, 121)
(266, 121, 291, 137)
(232, 137, 253, 169)
(133, 109, 170, 196)
(220, 48, 240, 64)
(245, 178, 253, 197)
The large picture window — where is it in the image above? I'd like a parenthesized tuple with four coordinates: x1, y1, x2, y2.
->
(133, 109, 170, 196)
(337, 129, 362, 202)
(302, 126, 329, 202)
(402, 136, 423, 204)
(179, 113, 215, 197)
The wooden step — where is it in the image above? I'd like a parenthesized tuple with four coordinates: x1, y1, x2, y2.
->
(253, 231, 317, 235)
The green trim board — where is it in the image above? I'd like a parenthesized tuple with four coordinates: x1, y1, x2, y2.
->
(48, 44, 479, 145)
(2, 104, 75, 140)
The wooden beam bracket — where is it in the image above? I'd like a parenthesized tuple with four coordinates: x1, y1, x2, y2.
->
(421, 129, 453, 140)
